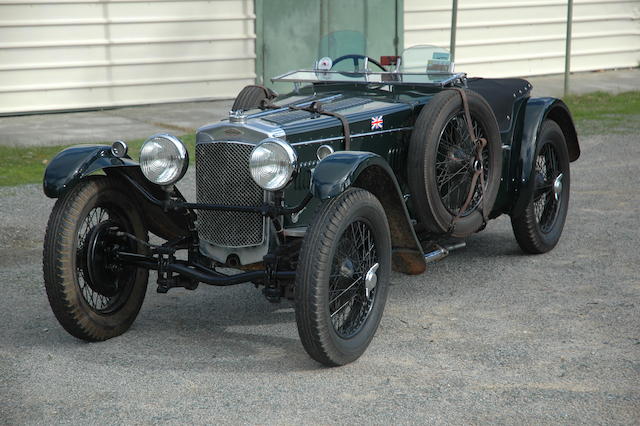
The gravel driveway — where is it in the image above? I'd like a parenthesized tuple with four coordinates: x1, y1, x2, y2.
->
(1, 130, 638, 424)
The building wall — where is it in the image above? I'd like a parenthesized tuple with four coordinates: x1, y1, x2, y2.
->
(405, 0, 640, 78)
(0, 0, 256, 114)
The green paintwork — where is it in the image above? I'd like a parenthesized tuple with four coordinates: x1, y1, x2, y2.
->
(43, 144, 138, 198)
(255, 0, 402, 92)
(310, 151, 394, 199)
(224, 80, 577, 231)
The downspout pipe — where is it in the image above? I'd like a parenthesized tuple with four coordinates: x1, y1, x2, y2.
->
(564, 0, 574, 97)
(450, 0, 458, 62)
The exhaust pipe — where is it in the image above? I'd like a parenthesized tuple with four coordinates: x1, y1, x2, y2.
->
(424, 241, 466, 264)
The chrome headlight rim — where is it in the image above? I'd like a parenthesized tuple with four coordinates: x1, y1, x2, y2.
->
(249, 138, 297, 191)
(139, 133, 189, 186)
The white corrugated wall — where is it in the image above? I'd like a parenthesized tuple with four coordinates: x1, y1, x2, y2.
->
(0, 0, 256, 114)
(405, 0, 640, 78)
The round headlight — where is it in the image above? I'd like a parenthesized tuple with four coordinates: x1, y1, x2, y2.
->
(139, 134, 188, 186)
(249, 138, 297, 191)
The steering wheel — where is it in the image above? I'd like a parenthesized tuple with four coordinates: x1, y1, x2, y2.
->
(331, 54, 387, 72)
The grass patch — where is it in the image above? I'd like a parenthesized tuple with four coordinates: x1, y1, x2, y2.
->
(563, 91, 640, 135)
(564, 91, 640, 121)
(0, 134, 195, 187)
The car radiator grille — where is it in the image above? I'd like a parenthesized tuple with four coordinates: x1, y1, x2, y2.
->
(195, 142, 265, 247)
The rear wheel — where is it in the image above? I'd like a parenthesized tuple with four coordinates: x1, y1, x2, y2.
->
(43, 176, 149, 341)
(511, 120, 570, 253)
(295, 188, 392, 366)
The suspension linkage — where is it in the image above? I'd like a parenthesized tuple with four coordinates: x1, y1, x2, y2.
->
(116, 251, 296, 287)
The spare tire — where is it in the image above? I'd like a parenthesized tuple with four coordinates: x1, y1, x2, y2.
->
(232, 85, 278, 111)
(407, 89, 502, 237)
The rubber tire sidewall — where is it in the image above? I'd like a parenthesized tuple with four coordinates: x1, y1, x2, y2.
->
(408, 89, 502, 237)
(295, 188, 392, 366)
(43, 176, 149, 341)
(511, 120, 570, 254)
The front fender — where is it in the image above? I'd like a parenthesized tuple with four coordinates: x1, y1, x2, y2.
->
(43, 144, 138, 198)
(511, 97, 580, 216)
(311, 151, 426, 275)
(310, 151, 383, 200)
(43, 144, 192, 241)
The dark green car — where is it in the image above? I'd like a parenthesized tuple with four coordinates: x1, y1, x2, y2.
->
(42, 34, 579, 366)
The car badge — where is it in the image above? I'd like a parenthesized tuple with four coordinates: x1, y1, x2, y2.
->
(224, 128, 243, 136)
(371, 115, 383, 130)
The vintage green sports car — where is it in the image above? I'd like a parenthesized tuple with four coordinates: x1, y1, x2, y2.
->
(42, 33, 580, 366)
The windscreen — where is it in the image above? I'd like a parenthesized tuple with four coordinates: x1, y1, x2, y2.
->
(317, 31, 367, 72)
(401, 45, 454, 73)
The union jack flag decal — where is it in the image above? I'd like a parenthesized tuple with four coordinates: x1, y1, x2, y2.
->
(371, 115, 383, 130)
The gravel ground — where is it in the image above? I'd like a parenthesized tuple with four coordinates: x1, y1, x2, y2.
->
(0, 130, 638, 424)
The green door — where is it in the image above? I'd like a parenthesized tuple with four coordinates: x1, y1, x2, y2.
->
(256, 0, 403, 92)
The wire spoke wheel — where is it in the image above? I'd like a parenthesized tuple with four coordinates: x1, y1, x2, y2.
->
(75, 205, 137, 314)
(329, 220, 378, 338)
(435, 113, 489, 217)
(511, 120, 571, 254)
(295, 188, 391, 366)
(43, 177, 149, 341)
(533, 144, 561, 233)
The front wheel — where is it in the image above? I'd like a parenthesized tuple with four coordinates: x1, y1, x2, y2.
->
(295, 188, 392, 366)
(511, 120, 571, 253)
(43, 176, 149, 341)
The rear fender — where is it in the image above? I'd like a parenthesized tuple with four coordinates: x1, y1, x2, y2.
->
(311, 151, 426, 275)
(43, 144, 190, 240)
(511, 98, 580, 217)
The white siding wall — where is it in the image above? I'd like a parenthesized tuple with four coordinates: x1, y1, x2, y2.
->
(0, 0, 255, 114)
(405, 0, 640, 78)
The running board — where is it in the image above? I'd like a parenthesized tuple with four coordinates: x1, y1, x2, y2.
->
(424, 242, 466, 264)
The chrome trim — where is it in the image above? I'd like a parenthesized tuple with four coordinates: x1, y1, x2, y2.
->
(111, 140, 128, 158)
(272, 69, 467, 87)
(198, 119, 286, 142)
(424, 242, 466, 264)
(316, 144, 334, 160)
(291, 126, 413, 146)
(553, 173, 564, 201)
(140, 133, 189, 186)
(249, 138, 298, 191)
(283, 227, 307, 237)
(228, 109, 246, 123)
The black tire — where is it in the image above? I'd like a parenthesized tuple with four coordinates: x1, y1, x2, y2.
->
(408, 89, 502, 237)
(231, 85, 277, 111)
(295, 188, 392, 366)
(511, 120, 570, 254)
(43, 176, 149, 341)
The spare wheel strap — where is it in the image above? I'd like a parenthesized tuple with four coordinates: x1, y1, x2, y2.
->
(288, 101, 351, 150)
(448, 87, 489, 232)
